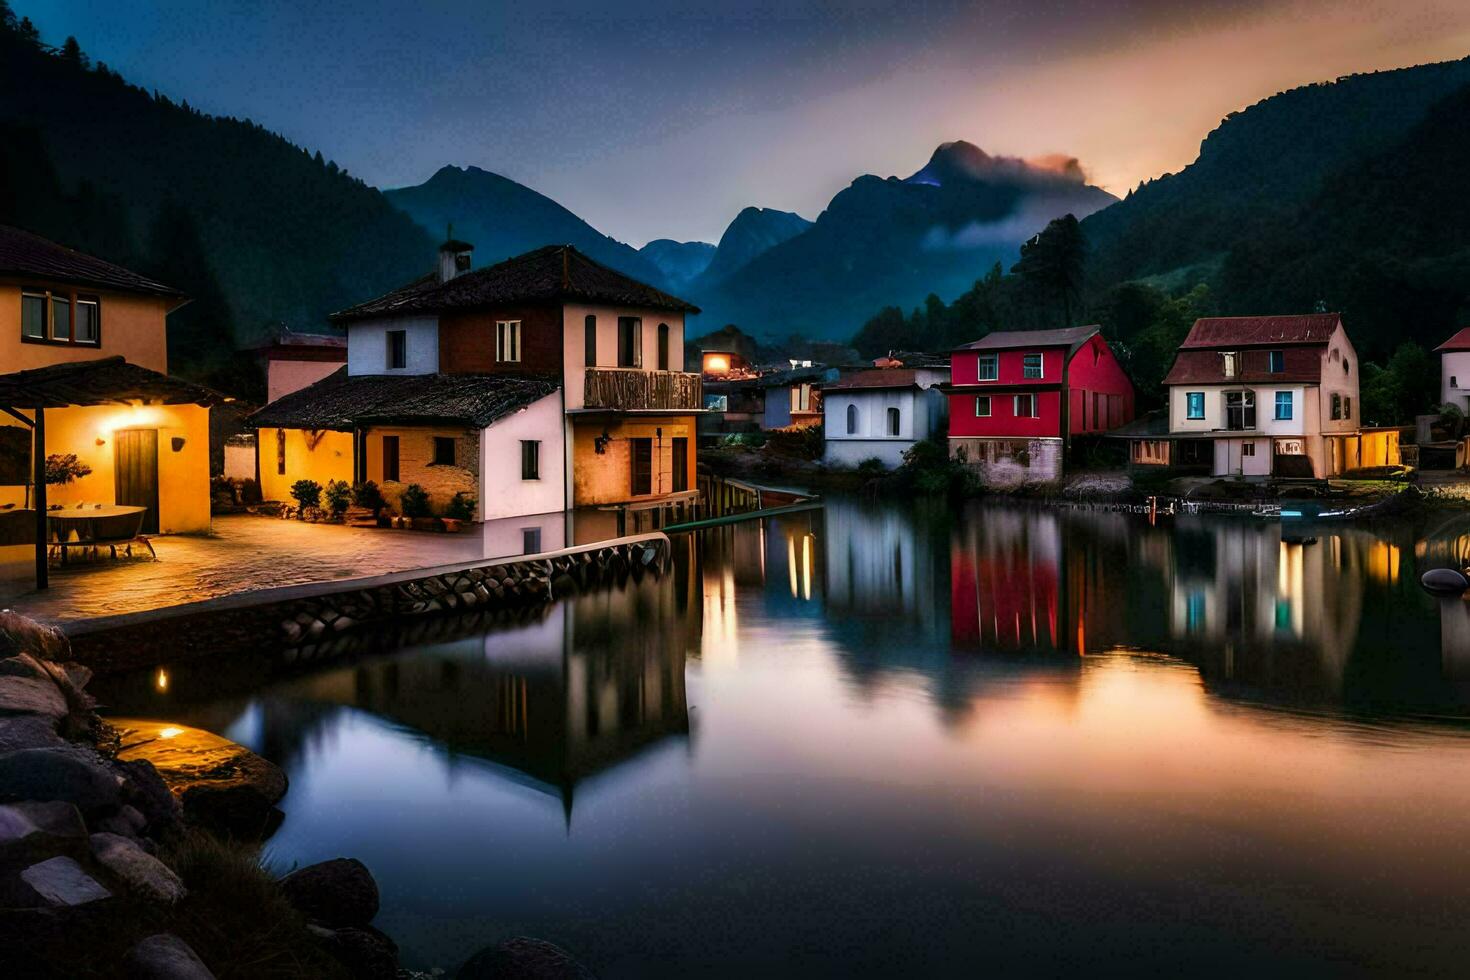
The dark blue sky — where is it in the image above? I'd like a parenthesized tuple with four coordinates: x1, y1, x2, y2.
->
(25, 1, 1469, 244)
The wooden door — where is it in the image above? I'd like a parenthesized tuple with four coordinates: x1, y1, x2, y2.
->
(671, 437, 688, 492)
(114, 428, 159, 533)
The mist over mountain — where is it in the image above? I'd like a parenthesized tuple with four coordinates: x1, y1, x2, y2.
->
(639, 238, 716, 291)
(386, 165, 665, 286)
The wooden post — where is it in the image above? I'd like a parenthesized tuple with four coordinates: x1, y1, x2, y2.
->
(33, 407, 47, 591)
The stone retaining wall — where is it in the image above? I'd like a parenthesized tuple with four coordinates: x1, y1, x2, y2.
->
(65, 533, 671, 674)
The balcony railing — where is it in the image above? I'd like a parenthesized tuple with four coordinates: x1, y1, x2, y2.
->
(584, 368, 703, 411)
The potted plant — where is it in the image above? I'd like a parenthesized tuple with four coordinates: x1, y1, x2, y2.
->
(351, 481, 388, 526)
(289, 479, 322, 520)
(324, 479, 352, 521)
(443, 491, 476, 532)
(399, 483, 436, 530)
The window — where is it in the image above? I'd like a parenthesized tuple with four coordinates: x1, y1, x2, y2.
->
(846, 403, 858, 434)
(50, 295, 70, 341)
(976, 354, 998, 381)
(1343, 396, 1351, 420)
(630, 437, 652, 495)
(496, 320, 521, 363)
(657, 322, 670, 371)
(791, 384, 812, 413)
(1268, 350, 1285, 373)
(975, 396, 992, 417)
(1274, 391, 1293, 421)
(522, 527, 542, 555)
(1222, 352, 1237, 378)
(1344, 360, 1350, 375)
(382, 435, 400, 482)
(1022, 353, 1043, 379)
(21, 291, 45, 339)
(1242, 442, 1256, 457)
(672, 437, 688, 493)
(1014, 393, 1038, 418)
(1186, 392, 1205, 420)
(432, 436, 455, 466)
(1224, 391, 1255, 430)
(584, 315, 597, 367)
(386, 330, 406, 369)
(1330, 393, 1342, 420)
(521, 439, 540, 480)
(617, 317, 642, 367)
(276, 428, 286, 475)
(887, 407, 900, 436)
(75, 297, 99, 343)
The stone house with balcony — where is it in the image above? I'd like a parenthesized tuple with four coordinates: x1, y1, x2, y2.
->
(250, 239, 701, 543)
(1126, 314, 1365, 478)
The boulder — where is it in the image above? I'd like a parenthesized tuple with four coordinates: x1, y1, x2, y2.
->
(111, 720, 286, 839)
(0, 675, 68, 719)
(0, 746, 122, 811)
(0, 714, 63, 753)
(124, 933, 217, 980)
(115, 758, 182, 831)
(90, 832, 186, 905)
(279, 857, 379, 927)
(457, 937, 597, 980)
(0, 799, 87, 847)
(0, 612, 70, 662)
(94, 803, 148, 838)
(17, 855, 112, 907)
(309, 923, 399, 979)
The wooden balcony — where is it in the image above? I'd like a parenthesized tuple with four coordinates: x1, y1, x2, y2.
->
(583, 368, 703, 412)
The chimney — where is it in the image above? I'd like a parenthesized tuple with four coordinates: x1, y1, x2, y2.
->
(438, 235, 474, 283)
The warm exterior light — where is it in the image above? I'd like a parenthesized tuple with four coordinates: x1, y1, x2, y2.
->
(706, 354, 730, 373)
(158, 726, 183, 739)
(155, 668, 169, 691)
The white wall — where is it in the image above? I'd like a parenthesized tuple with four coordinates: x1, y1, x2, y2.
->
(475, 511, 568, 559)
(478, 390, 567, 519)
(1212, 437, 1272, 477)
(823, 385, 949, 469)
(1443, 352, 1470, 410)
(561, 304, 685, 409)
(1169, 384, 1310, 436)
(347, 316, 439, 376)
(1318, 325, 1360, 433)
(825, 439, 911, 468)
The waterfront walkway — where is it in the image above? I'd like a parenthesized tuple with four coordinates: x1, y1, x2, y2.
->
(0, 514, 540, 625)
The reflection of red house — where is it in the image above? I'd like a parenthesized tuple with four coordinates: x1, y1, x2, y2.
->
(946, 325, 1135, 482)
(951, 549, 1059, 651)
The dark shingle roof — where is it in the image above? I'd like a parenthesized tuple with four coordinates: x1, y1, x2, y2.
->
(1163, 346, 1326, 386)
(0, 356, 221, 408)
(331, 244, 699, 323)
(957, 325, 1100, 354)
(0, 224, 183, 298)
(1180, 314, 1341, 349)
(248, 368, 559, 430)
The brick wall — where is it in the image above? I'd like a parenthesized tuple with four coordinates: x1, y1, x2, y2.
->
(366, 426, 481, 517)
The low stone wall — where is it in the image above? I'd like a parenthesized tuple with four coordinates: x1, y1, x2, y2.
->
(951, 436, 1064, 488)
(66, 533, 671, 674)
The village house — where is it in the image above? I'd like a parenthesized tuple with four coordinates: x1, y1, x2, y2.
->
(945, 325, 1135, 483)
(252, 238, 702, 545)
(1127, 314, 1367, 478)
(0, 225, 213, 580)
(1436, 327, 1470, 412)
(821, 357, 950, 469)
(250, 327, 348, 404)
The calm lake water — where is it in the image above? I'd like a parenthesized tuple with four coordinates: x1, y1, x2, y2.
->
(95, 497, 1470, 977)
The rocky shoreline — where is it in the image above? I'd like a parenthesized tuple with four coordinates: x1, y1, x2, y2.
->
(0, 610, 596, 979)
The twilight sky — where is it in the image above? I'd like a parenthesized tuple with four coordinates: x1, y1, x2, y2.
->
(26, 0, 1470, 246)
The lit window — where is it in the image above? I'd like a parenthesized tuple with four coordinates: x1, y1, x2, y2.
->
(1222, 352, 1237, 378)
(1274, 391, 1293, 421)
(1186, 392, 1205, 420)
(975, 396, 991, 417)
(976, 354, 998, 381)
(1022, 353, 1043, 379)
(496, 320, 521, 363)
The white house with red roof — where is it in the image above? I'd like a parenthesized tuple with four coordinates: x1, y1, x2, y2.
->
(821, 364, 949, 468)
(1435, 327, 1470, 411)
(1136, 314, 1361, 478)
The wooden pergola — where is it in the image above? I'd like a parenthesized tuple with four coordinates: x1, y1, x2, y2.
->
(0, 357, 222, 590)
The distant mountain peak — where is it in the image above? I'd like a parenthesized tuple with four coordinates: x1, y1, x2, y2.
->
(907, 140, 1088, 187)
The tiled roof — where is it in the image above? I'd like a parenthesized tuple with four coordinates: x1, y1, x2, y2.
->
(332, 244, 699, 323)
(1180, 314, 1340, 349)
(1163, 346, 1325, 386)
(1436, 327, 1470, 352)
(248, 367, 558, 430)
(0, 356, 222, 408)
(825, 366, 949, 391)
(0, 224, 183, 297)
(957, 325, 1099, 354)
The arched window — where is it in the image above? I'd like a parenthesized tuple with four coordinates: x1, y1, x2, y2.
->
(584, 315, 597, 367)
(657, 322, 670, 371)
(887, 407, 900, 436)
(846, 403, 858, 435)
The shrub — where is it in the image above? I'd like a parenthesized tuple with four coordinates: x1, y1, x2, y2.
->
(239, 478, 263, 504)
(399, 483, 432, 518)
(323, 479, 352, 517)
(288, 479, 321, 514)
(720, 431, 767, 449)
(855, 457, 887, 477)
(446, 491, 476, 520)
(352, 481, 385, 513)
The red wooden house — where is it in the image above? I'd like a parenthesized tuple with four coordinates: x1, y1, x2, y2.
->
(946, 325, 1134, 482)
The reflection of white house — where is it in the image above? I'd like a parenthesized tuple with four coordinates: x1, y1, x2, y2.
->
(821, 367, 949, 468)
